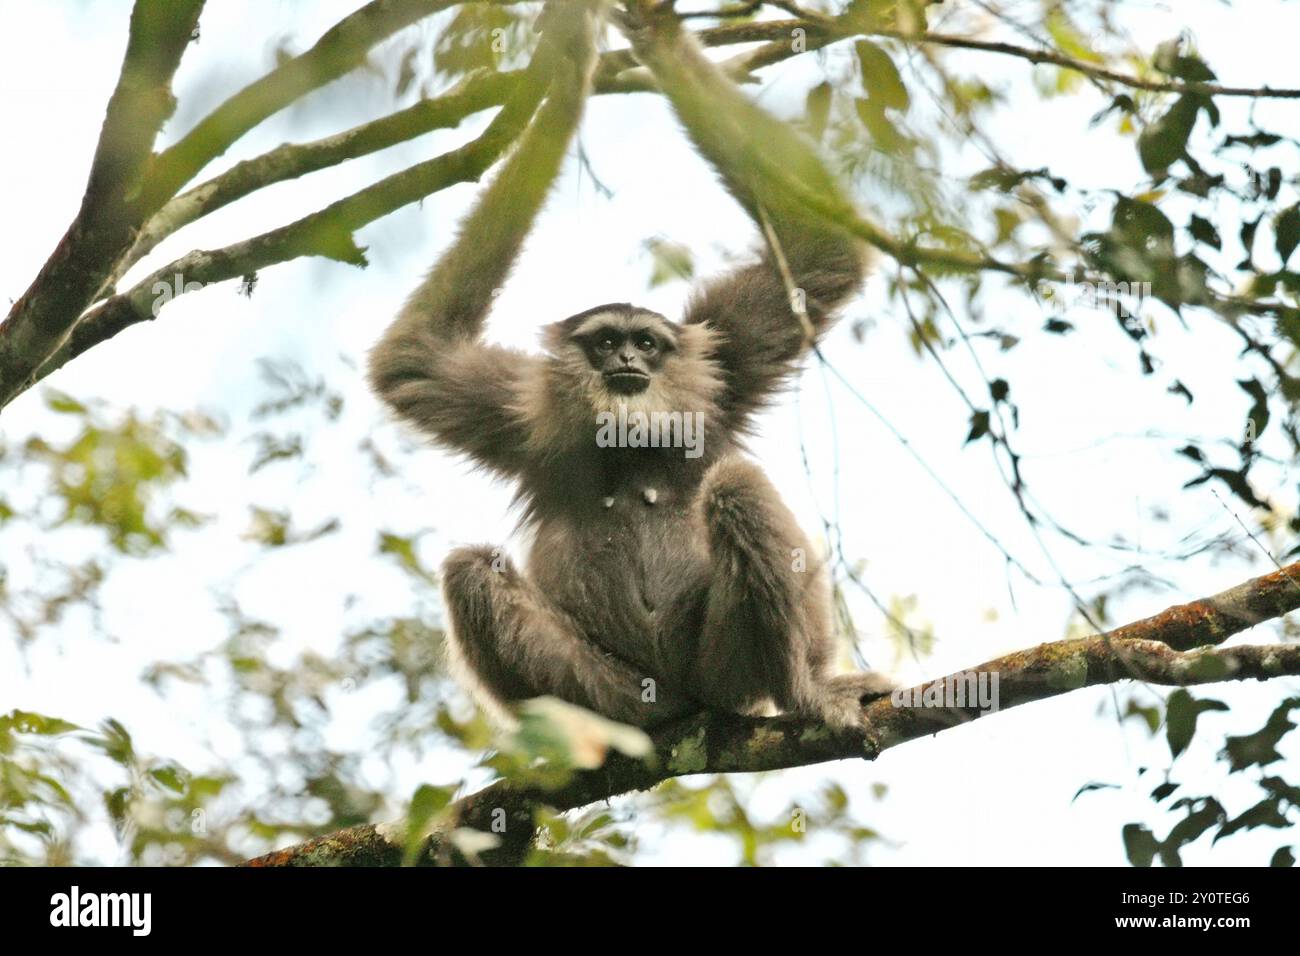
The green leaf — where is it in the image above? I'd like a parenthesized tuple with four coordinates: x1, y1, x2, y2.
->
(1188, 214, 1221, 250)
(1259, 775, 1300, 808)
(1238, 377, 1270, 443)
(1215, 797, 1289, 842)
(1122, 823, 1159, 867)
(1152, 38, 1216, 80)
(1073, 781, 1119, 801)
(1151, 782, 1179, 801)
(1138, 95, 1199, 174)
(1276, 204, 1300, 266)
(1160, 800, 1224, 864)
(854, 97, 905, 151)
(1221, 698, 1299, 771)
(805, 80, 832, 141)
(104, 787, 131, 827)
(44, 391, 87, 415)
(1123, 699, 1161, 734)
(1165, 689, 1228, 758)
(148, 765, 187, 793)
(409, 782, 453, 823)
(854, 39, 909, 111)
(643, 238, 694, 288)
(1, 710, 82, 736)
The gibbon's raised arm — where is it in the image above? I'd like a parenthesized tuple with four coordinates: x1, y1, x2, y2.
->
(620, 2, 869, 432)
(368, 2, 603, 476)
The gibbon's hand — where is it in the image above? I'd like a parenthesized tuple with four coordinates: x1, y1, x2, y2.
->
(613, 0, 675, 42)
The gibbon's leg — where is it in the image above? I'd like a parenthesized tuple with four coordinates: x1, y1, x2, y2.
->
(694, 459, 893, 727)
(440, 546, 694, 728)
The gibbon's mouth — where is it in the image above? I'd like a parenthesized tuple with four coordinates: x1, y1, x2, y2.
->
(604, 370, 651, 394)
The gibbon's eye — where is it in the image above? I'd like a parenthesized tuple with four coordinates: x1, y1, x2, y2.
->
(595, 333, 617, 353)
(634, 334, 657, 353)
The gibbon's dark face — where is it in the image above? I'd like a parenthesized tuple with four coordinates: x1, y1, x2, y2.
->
(559, 305, 678, 395)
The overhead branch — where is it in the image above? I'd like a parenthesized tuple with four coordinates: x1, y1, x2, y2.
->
(0, 0, 203, 409)
(246, 560, 1300, 867)
(0, 0, 472, 413)
(664, 9, 1300, 100)
(8, 2, 1297, 412)
(110, 72, 521, 284)
(112, 18, 831, 285)
(30, 51, 561, 388)
(137, 0, 473, 212)
(874, 27, 1300, 100)
(22, 25, 840, 393)
(27, 55, 1281, 399)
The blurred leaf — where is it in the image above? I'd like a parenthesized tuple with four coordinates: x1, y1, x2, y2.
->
(1276, 205, 1300, 266)
(44, 391, 87, 415)
(1123, 699, 1160, 735)
(513, 697, 653, 770)
(805, 80, 832, 141)
(1122, 823, 1159, 867)
(1166, 689, 1228, 759)
(1188, 214, 1221, 250)
(1073, 781, 1119, 801)
(643, 238, 694, 288)
(855, 39, 909, 111)
(1138, 95, 1200, 175)
(1221, 699, 1299, 772)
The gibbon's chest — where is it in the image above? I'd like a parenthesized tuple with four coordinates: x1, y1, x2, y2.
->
(525, 444, 711, 525)
(522, 446, 712, 616)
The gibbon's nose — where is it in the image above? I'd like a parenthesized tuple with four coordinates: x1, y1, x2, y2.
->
(618, 351, 636, 366)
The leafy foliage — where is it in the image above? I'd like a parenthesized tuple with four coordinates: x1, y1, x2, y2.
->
(4, 0, 1300, 867)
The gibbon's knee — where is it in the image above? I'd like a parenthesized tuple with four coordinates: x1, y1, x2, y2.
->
(442, 544, 515, 589)
(701, 459, 793, 555)
(440, 544, 519, 629)
(440, 545, 536, 705)
(699, 457, 771, 520)
(441, 545, 694, 728)
(698, 458, 816, 601)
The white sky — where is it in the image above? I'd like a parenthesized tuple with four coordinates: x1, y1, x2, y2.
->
(1, 0, 1299, 865)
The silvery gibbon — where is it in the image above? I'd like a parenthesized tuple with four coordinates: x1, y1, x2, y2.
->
(369, 0, 894, 730)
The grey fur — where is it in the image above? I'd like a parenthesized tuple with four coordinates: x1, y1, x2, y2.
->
(369, 3, 893, 729)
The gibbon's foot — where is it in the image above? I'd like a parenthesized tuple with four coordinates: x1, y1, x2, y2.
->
(817, 672, 900, 729)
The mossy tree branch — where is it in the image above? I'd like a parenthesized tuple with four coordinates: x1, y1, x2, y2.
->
(245, 561, 1300, 867)
(0, 0, 203, 409)
(6, 1, 1295, 414)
